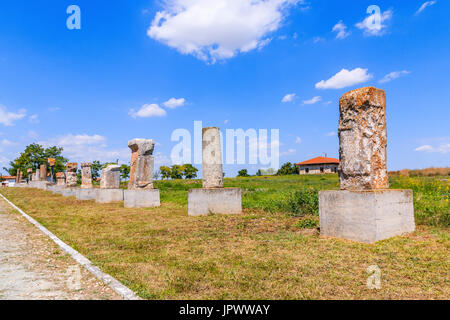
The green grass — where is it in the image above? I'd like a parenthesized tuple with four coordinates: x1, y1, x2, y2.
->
(0, 174, 448, 300)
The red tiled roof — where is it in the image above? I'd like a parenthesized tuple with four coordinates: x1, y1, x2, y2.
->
(296, 157, 339, 166)
(1, 176, 16, 180)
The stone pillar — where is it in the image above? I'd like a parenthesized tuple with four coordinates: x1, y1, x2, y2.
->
(16, 169, 20, 183)
(188, 127, 241, 216)
(66, 163, 78, 187)
(35, 168, 40, 181)
(128, 139, 155, 189)
(56, 172, 66, 186)
(100, 165, 120, 189)
(319, 87, 415, 243)
(202, 127, 223, 188)
(81, 163, 93, 189)
(338, 87, 388, 191)
(40, 164, 47, 181)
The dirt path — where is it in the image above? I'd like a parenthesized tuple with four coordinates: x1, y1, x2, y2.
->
(0, 197, 121, 300)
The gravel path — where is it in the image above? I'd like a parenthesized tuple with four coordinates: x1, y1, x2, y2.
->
(0, 197, 121, 300)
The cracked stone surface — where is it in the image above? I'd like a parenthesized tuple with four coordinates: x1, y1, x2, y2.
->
(81, 163, 93, 189)
(202, 127, 224, 189)
(338, 87, 389, 191)
(128, 139, 155, 190)
(100, 165, 120, 189)
(0, 198, 121, 300)
(65, 163, 78, 188)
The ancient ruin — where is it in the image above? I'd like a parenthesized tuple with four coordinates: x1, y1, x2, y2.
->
(319, 87, 415, 243)
(81, 163, 93, 189)
(56, 172, 66, 186)
(65, 163, 78, 187)
(40, 164, 47, 182)
(188, 127, 242, 216)
(96, 164, 123, 203)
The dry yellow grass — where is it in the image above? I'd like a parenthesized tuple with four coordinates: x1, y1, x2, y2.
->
(1, 187, 448, 300)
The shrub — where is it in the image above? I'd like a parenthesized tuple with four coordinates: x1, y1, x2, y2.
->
(293, 217, 319, 229)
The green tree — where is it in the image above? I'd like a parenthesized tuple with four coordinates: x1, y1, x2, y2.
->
(120, 164, 130, 180)
(160, 166, 172, 180)
(277, 162, 299, 176)
(170, 165, 184, 180)
(182, 164, 198, 179)
(91, 160, 102, 180)
(256, 169, 262, 176)
(237, 169, 250, 177)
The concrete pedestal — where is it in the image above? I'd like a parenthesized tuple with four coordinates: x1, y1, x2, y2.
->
(51, 186, 64, 194)
(124, 189, 160, 208)
(76, 188, 98, 201)
(61, 187, 77, 197)
(188, 188, 242, 216)
(29, 181, 50, 190)
(96, 189, 124, 204)
(319, 190, 415, 243)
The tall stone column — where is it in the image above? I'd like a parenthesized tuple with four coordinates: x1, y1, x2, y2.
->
(128, 139, 155, 190)
(188, 127, 241, 216)
(65, 163, 78, 187)
(81, 163, 93, 189)
(40, 164, 47, 181)
(35, 168, 40, 181)
(319, 87, 415, 243)
(124, 139, 160, 208)
(338, 87, 388, 191)
(202, 127, 223, 188)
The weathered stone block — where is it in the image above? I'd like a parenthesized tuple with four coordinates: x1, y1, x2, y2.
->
(339, 87, 388, 191)
(124, 189, 160, 208)
(96, 189, 124, 203)
(188, 188, 242, 216)
(81, 163, 93, 189)
(61, 187, 77, 197)
(128, 139, 155, 190)
(202, 127, 224, 188)
(319, 190, 415, 243)
(100, 165, 121, 189)
(40, 164, 47, 181)
(76, 188, 98, 201)
(66, 163, 78, 187)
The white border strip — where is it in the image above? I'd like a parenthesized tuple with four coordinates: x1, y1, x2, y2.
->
(0, 192, 140, 300)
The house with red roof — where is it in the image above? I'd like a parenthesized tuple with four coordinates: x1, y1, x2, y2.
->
(296, 156, 339, 175)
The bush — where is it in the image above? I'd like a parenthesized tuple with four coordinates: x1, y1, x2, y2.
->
(293, 217, 319, 229)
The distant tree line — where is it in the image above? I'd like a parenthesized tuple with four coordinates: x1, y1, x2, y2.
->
(237, 162, 299, 177)
(158, 164, 198, 180)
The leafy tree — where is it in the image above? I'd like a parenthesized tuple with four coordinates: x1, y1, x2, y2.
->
(170, 165, 184, 180)
(237, 169, 250, 177)
(160, 166, 172, 180)
(91, 160, 102, 180)
(120, 164, 130, 180)
(77, 169, 82, 185)
(182, 164, 198, 179)
(277, 162, 299, 176)
(256, 169, 262, 176)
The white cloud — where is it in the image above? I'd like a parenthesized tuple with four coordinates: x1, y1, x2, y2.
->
(1, 139, 17, 146)
(313, 37, 325, 43)
(415, 143, 450, 154)
(416, 1, 437, 15)
(379, 70, 411, 83)
(315, 68, 373, 90)
(224, 120, 229, 124)
(323, 101, 332, 106)
(147, 0, 302, 63)
(28, 114, 39, 124)
(280, 148, 296, 157)
(48, 107, 61, 112)
(0, 155, 9, 168)
(325, 131, 337, 137)
(163, 97, 186, 109)
(0, 105, 27, 126)
(282, 93, 296, 103)
(129, 104, 167, 118)
(302, 96, 322, 105)
(356, 9, 393, 36)
(295, 137, 302, 144)
(332, 21, 350, 39)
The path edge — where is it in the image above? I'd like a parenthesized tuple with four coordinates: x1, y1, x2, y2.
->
(0, 192, 141, 300)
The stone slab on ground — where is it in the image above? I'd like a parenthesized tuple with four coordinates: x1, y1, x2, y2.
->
(76, 189, 98, 201)
(60, 188, 78, 197)
(29, 181, 50, 190)
(96, 189, 124, 204)
(124, 189, 160, 208)
(319, 189, 416, 243)
(188, 188, 242, 216)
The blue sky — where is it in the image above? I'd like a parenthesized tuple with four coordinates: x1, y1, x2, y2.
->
(0, 0, 449, 177)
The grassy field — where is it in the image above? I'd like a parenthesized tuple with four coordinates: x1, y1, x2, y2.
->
(1, 174, 449, 299)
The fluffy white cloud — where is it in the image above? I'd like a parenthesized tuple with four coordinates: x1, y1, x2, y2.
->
(302, 96, 322, 105)
(282, 93, 296, 103)
(356, 9, 393, 36)
(295, 137, 302, 144)
(147, 0, 302, 63)
(163, 97, 186, 109)
(129, 104, 167, 118)
(379, 70, 411, 83)
(415, 143, 450, 154)
(416, 1, 437, 15)
(315, 68, 373, 90)
(332, 21, 350, 39)
(0, 105, 26, 126)
(28, 114, 39, 124)
(325, 131, 337, 137)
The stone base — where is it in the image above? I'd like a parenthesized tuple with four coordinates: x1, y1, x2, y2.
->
(96, 189, 124, 204)
(124, 189, 160, 208)
(51, 186, 65, 194)
(61, 187, 78, 197)
(188, 188, 242, 216)
(29, 181, 50, 190)
(76, 188, 98, 201)
(319, 190, 416, 243)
